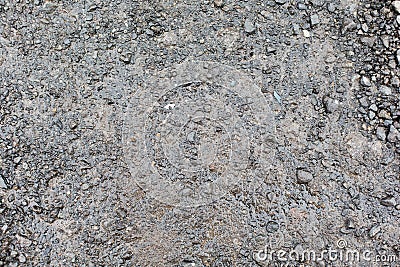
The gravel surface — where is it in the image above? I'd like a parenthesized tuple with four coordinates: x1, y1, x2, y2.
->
(0, 0, 399, 266)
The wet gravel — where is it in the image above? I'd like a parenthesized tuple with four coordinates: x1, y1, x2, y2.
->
(0, 0, 399, 266)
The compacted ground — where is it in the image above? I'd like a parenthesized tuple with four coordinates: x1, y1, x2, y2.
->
(0, 0, 399, 266)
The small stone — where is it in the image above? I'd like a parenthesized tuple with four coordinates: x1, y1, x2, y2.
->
(341, 18, 357, 33)
(275, 0, 287, 4)
(81, 183, 90, 190)
(387, 125, 400, 143)
(397, 15, 400, 24)
(18, 254, 26, 263)
(323, 96, 338, 113)
(346, 218, 356, 229)
(378, 110, 391, 119)
(69, 121, 78, 129)
(187, 132, 195, 142)
(43, 2, 58, 13)
(311, 0, 325, 7)
(132, 32, 138, 40)
(324, 54, 336, 63)
(303, 30, 311, 38)
(87, 4, 98, 12)
(391, 76, 400, 87)
(396, 50, 400, 65)
(360, 76, 372, 87)
(360, 36, 376, 48)
(266, 47, 277, 54)
(380, 196, 397, 207)
(359, 97, 369, 107)
(310, 14, 320, 26)
(368, 111, 375, 120)
(327, 3, 336, 12)
(369, 224, 381, 238)
(381, 36, 390, 48)
(361, 23, 369, 32)
(214, 0, 224, 7)
(369, 104, 378, 112)
(119, 53, 132, 64)
(376, 127, 386, 141)
(379, 85, 392, 95)
(0, 176, 6, 189)
(392, 1, 400, 13)
(297, 3, 307, 10)
(145, 29, 154, 36)
(266, 221, 279, 233)
(244, 18, 256, 33)
(293, 23, 300, 35)
(85, 14, 93, 21)
(296, 169, 313, 184)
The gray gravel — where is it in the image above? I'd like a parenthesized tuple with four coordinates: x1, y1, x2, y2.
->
(0, 0, 399, 266)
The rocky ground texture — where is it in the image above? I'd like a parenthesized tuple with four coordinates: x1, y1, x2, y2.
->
(0, 0, 399, 266)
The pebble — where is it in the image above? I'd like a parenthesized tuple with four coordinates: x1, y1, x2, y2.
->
(369, 104, 378, 112)
(380, 196, 397, 207)
(296, 169, 313, 184)
(379, 85, 392, 95)
(275, 0, 287, 4)
(378, 110, 391, 119)
(187, 132, 196, 142)
(341, 18, 357, 33)
(87, 4, 98, 12)
(145, 29, 154, 36)
(119, 53, 132, 64)
(69, 121, 78, 130)
(346, 218, 356, 229)
(323, 96, 338, 113)
(360, 76, 372, 87)
(266, 221, 279, 233)
(376, 127, 386, 141)
(292, 23, 300, 35)
(0, 176, 6, 189)
(391, 76, 400, 87)
(273, 91, 282, 104)
(392, 1, 400, 13)
(81, 183, 90, 190)
(368, 111, 375, 120)
(396, 50, 400, 65)
(214, 0, 224, 8)
(361, 23, 369, 33)
(266, 47, 277, 54)
(360, 36, 376, 48)
(359, 97, 369, 107)
(327, 3, 336, 12)
(297, 3, 307, 10)
(381, 36, 389, 48)
(303, 30, 311, 38)
(310, 14, 320, 26)
(387, 125, 400, 143)
(18, 254, 26, 263)
(244, 18, 256, 34)
(369, 224, 381, 238)
(13, 157, 21, 164)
